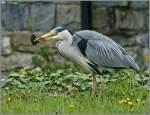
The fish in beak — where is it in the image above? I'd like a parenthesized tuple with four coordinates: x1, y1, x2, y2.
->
(31, 32, 58, 45)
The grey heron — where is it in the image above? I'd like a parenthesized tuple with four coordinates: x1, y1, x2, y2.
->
(31, 27, 140, 95)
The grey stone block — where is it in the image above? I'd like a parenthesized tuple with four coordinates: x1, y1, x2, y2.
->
(146, 10, 149, 30)
(1, 52, 32, 71)
(1, 2, 28, 31)
(115, 9, 146, 30)
(8, 31, 57, 53)
(31, 3, 55, 32)
(129, 33, 149, 47)
(129, 1, 149, 9)
(56, 4, 81, 32)
(2, 37, 12, 56)
(125, 46, 144, 66)
(109, 35, 129, 46)
(52, 1, 80, 5)
(10, 31, 38, 53)
(92, 1, 128, 7)
(92, 7, 114, 34)
(110, 33, 149, 47)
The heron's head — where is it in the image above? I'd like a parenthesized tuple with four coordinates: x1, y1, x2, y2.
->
(31, 27, 72, 45)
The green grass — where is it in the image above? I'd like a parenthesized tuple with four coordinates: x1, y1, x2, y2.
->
(1, 78, 149, 114)
(1, 94, 147, 114)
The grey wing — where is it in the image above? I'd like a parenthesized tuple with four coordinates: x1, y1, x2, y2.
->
(75, 30, 140, 72)
(86, 39, 127, 68)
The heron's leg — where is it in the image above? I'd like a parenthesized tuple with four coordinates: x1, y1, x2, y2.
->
(99, 75, 104, 97)
(92, 73, 96, 95)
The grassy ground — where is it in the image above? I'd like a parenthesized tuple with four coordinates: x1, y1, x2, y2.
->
(1, 93, 148, 114)
(1, 75, 149, 114)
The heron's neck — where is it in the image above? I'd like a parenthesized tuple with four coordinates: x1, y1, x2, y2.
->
(56, 34, 73, 50)
(63, 34, 73, 45)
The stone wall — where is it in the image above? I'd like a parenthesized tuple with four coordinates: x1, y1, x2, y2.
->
(1, 1, 149, 74)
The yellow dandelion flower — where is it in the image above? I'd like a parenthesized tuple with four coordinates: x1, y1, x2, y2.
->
(119, 100, 123, 104)
(19, 68, 27, 75)
(142, 101, 145, 105)
(127, 73, 131, 77)
(69, 104, 74, 108)
(128, 101, 133, 106)
(131, 108, 134, 112)
(144, 55, 150, 62)
(8, 97, 11, 101)
(126, 98, 130, 101)
(69, 101, 75, 108)
(123, 99, 127, 104)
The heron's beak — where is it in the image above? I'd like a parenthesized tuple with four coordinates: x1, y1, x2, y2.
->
(31, 32, 58, 45)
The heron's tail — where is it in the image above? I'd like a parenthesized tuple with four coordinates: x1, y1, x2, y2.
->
(125, 55, 140, 72)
